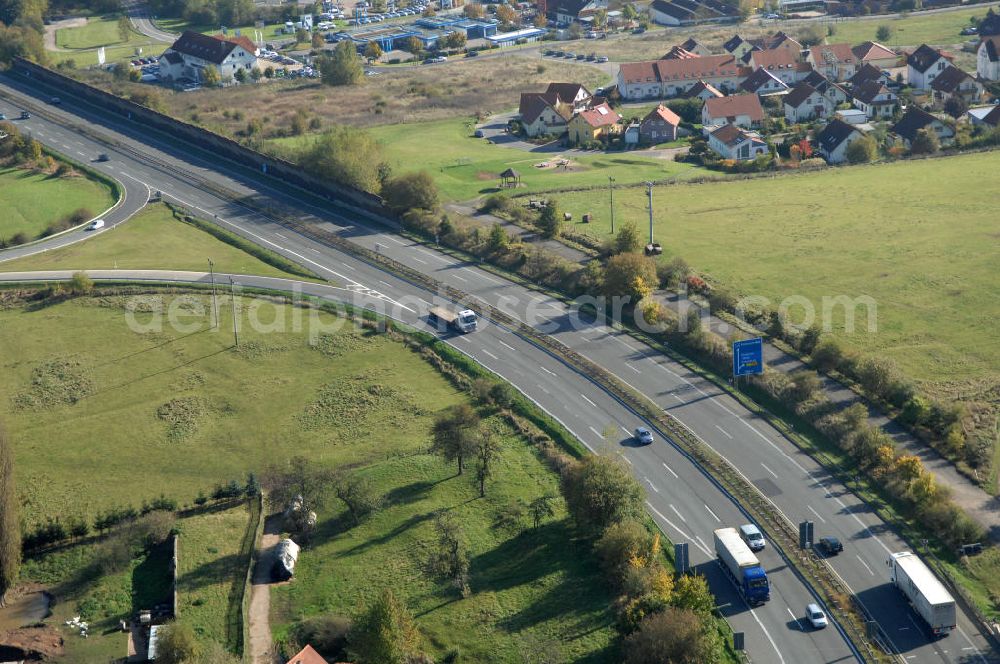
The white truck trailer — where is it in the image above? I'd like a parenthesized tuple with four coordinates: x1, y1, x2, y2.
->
(887, 551, 956, 637)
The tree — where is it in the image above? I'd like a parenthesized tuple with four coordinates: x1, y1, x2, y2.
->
(312, 31, 325, 48)
(474, 429, 501, 497)
(910, 127, 940, 154)
(201, 65, 221, 87)
(234, 67, 247, 83)
(593, 7, 607, 27)
(364, 41, 383, 63)
(431, 404, 480, 475)
(429, 511, 470, 595)
(810, 337, 843, 372)
(561, 455, 644, 533)
(335, 475, 383, 525)
(785, 369, 822, 404)
(403, 35, 424, 56)
(876, 24, 892, 42)
(671, 573, 715, 614)
(614, 220, 642, 254)
(382, 171, 439, 214)
(295, 28, 310, 44)
(155, 620, 200, 663)
(603, 253, 658, 302)
(349, 589, 421, 664)
(0, 422, 19, 605)
(943, 95, 968, 119)
(443, 31, 466, 49)
(249, 67, 262, 81)
(528, 494, 555, 529)
(495, 3, 517, 25)
(262, 455, 336, 520)
(464, 2, 484, 18)
(264, 65, 275, 78)
(536, 199, 562, 238)
(595, 519, 651, 583)
(320, 40, 364, 86)
(487, 222, 510, 251)
(117, 14, 131, 42)
(64, 270, 94, 295)
(623, 607, 722, 664)
(622, 2, 638, 21)
(845, 135, 878, 164)
(298, 126, 389, 193)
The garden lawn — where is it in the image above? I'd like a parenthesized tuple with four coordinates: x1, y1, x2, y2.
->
(273, 117, 703, 202)
(176, 503, 253, 648)
(0, 166, 114, 242)
(51, 15, 167, 66)
(553, 151, 1000, 387)
(270, 414, 617, 663)
(0, 202, 314, 279)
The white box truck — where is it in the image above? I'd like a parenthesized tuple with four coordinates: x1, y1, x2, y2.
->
(429, 306, 478, 333)
(887, 551, 956, 637)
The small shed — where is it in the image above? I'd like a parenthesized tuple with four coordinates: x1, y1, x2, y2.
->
(499, 168, 521, 188)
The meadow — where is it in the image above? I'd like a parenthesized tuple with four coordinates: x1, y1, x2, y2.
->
(51, 15, 168, 67)
(550, 150, 1000, 388)
(0, 166, 114, 241)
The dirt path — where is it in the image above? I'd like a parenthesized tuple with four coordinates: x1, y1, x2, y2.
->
(43, 17, 87, 53)
(248, 516, 282, 664)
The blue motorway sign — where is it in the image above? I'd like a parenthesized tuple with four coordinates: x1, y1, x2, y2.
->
(733, 337, 764, 377)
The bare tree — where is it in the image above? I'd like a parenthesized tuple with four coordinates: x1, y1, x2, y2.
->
(475, 429, 502, 497)
(430, 404, 480, 475)
(429, 511, 470, 596)
(262, 455, 335, 517)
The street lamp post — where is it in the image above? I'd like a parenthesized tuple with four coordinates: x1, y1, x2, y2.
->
(208, 258, 218, 328)
(645, 181, 654, 245)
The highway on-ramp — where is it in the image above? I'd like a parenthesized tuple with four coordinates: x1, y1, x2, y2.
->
(0, 72, 995, 664)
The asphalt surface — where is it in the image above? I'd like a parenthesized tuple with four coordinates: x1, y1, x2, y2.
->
(124, 0, 178, 43)
(0, 72, 996, 664)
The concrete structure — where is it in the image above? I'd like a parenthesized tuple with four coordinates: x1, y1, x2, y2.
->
(835, 108, 868, 125)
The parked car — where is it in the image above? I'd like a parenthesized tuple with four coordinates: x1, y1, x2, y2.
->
(596, 55, 608, 63)
(817, 536, 843, 555)
(465, 49, 478, 57)
(564, 52, 575, 58)
(19, 111, 30, 119)
(575, 53, 585, 60)
(806, 604, 828, 629)
(634, 427, 654, 445)
(960, 26, 978, 35)
(632, 26, 645, 34)
(586, 53, 595, 60)
(88, 219, 105, 230)
(474, 128, 485, 137)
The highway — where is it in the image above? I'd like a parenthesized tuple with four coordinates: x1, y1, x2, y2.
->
(1, 72, 996, 664)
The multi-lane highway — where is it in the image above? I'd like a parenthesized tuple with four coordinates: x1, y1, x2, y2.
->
(1, 72, 996, 664)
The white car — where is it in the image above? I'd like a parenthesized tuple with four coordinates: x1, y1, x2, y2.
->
(806, 603, 828, 629)
(634, 427, 654, 445)
(88, 219, 105, 230)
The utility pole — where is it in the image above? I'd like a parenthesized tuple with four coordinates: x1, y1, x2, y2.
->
(645, 181, 654, 245)
(229, 277, 239, 347)
(208, 258, 218, 328)
(608, 176, 616, 235)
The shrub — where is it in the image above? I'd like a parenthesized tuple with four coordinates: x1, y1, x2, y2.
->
(595, 520, 651, 587)
(382, 171, 439, 214)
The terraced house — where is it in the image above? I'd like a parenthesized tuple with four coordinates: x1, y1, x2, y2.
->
(616, 54, 745, 100)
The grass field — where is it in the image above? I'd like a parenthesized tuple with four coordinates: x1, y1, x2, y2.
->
(0, 166, 115, 241)
(0, 203, 312, 278)
(176, 503, 252, 647)
(2, 293, 617, 661)
(271, 117, 703, 202)
(820, 6, 988, 48)
(551, 151, 1000, 388)
(51, 15, 167, 66)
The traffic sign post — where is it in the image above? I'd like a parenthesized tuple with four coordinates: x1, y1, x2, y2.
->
(732, 337, 764, 390)
(674, 542, 690, 575)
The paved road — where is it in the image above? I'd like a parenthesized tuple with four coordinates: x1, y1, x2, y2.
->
(1, 72, 996, 664)
(124, 0, 178, 43)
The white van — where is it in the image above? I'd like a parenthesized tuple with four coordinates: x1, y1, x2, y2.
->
(88, 219, 105, 230)
(739, 524, 766, 551)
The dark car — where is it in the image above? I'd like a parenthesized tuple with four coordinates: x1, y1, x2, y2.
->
(49, 96, 61, 105)
(465, 49, 478, 57)
(19, 111, 30, 119)
(817, 537, 843, 555)
(96, 153, 110, 162)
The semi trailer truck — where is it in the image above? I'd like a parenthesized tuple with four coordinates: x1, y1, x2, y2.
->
(714, 527, 770, 605)
(887, 551, 956, 637)
(428, 306, 478, 333)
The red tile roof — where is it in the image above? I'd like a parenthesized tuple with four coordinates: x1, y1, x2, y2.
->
(619, 54, 740, 84)
(704, 94, 765, 122)
(645, 104, 681, 126)
(749, 48, 799, 71)
(213, 33, 257, 55)
(809, 43, 856, 65)
(852, 41, 897, 62)
(286, 645, 328, 664)
(575, 102, 621, 128)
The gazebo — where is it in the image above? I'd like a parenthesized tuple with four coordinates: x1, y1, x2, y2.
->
(499, 168, 521, 188)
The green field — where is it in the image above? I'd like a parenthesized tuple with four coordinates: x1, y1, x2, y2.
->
(821, 6, 989, 48)
(0, 166, 115, 241)
(51, 15, 167, 66)
(0, 203, 313, 278)
(271, 117, 704, 202)
(3, 293, 616, 661)
(553, 151, 1000, 387)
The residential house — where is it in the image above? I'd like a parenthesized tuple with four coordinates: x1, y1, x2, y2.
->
(707, 123, 769, 160)
(805, 43, 859, 81)
(702, 94, 765, 128)
(747, 48, 808, 84)
(640, 104, 682, 143)
(784, 83, 834, 122)
(723, 34, 756, 59)
(907, 44, 951, 89)
(752, 31, 803, 56)
(567, 102, 621, 143)
(891, 107, 955, 148)
(679, 37, 712, 56)
(967, 104, 1000, 128)
(545, 82, 593, 109)
(852, 80, 897, 119)
(847, 63, 891, 90)
(158, 30, 257, 84)
(977, 36, 1000, 81)
(930, 65, 983, 106)
(816, 118, 865, 163)
(518, 92, 573, 137)
(683, 79, 725, 99)
(802, 69, 849, 105)
(852, 41, 898, 69)
(649, 0, 740, 26)
(548, 0, 607, 24)
(740, 67, 790, 95)
(285, 644, 328, 664)
(616, 55, 745, 100)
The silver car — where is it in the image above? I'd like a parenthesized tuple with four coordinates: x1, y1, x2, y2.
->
(634, 427, 654, 445)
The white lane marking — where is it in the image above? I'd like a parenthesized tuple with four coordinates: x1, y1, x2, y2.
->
(451, 274, 468, 283)
(498, 340, 516, 352)
(849, 513, 892, 554)
(715, 425, 733, 439)
(274, 232, 287, 239)
(956, 625, 987, 664)
(673, 394, 685, 403)
(380, 234, 405, 245)
(761, 463, 778, 479)
(465, 267, 503, 285)
(309, 248, 321, 254)
(342, 263, 357, 271)
(75, 150, 85, 156)
(458, 335, 472, 344)
(704, 504, 721, 523)
(620, 426, 632, 437)
(536, 383, 550, 395)
(580, 394, 598, 408)
(481, 349, 499, 361)
(656, 363, 680, 378)
(589, 426, 602, 439)
(806, 505, 827, 523)
(622, 455, 632, 465)
(645, 502, 709, 556)
(855, 555, 874, 576)
(539, 365, 556, 376)
(749, 607, 787, 664)
(614, 336, 639, 352)
(416, 248, 442, 261)
(787, 607, 805, 631)
(742, 416, 808, 473)
(413, 257, 427, 264)
(669, 504, 687, 523)
(694, 535, 710, 554)
(662, 462, 678, 479)
(645, 478, 660, 493)
(627, 363, 641, 374)
(379, 280, 392, 288)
